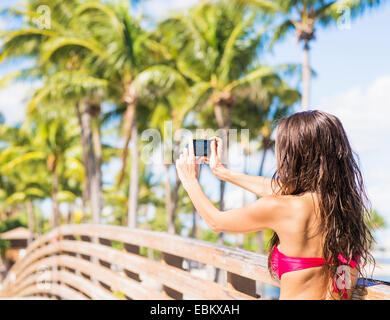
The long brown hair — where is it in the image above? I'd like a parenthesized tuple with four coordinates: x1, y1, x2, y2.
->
(267, 110, 374, 296)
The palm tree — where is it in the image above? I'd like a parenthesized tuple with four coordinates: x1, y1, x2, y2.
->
(0, 0, 107, 224)
(0, 124, 48, 236)
(157, 1, 290, 282)
(144, 77, 190, 233)
(41, 1, 189, 228)
(160, 2, 281, 214)
(244, 0, 383, 109)
(0, 115, 82, 229)
(27, 70, 107, 224)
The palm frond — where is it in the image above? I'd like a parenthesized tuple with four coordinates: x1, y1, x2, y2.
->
(239, 0, 284, 13)
(134, 65, 188, 97)
(217, 11, 259, 85)
(76, 1, 124, 37)
(0, 151, 46, 174)
(270, 19, 295, 48)
(40, 36, 106, 63)
(226, 65, 274, 91)
(179, 82, 212, 122)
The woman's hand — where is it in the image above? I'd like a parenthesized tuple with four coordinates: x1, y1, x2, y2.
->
(205, 136, 227, 179)
(176, 138, 202, 189)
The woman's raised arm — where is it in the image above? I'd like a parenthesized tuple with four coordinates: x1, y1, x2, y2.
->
(175, 140, 287, 233)
(207, 137, 280, 198)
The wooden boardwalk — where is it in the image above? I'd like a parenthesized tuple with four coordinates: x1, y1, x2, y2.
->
(0, 224, 389, 300)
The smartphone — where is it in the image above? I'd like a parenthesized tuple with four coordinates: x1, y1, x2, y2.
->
(192, 139, 211, 157)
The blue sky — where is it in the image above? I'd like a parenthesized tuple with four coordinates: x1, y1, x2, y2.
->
(1, 0, 390, 248)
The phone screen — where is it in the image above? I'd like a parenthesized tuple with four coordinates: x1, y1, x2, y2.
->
(193, 139, 211, 157)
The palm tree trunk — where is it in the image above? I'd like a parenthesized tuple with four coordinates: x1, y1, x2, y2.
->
(258, 147, 268, 176)
(76, 100, 92, 223)
(190, 166, 202, 238)
(81, 189, 88, 223)
(26, 200, 34, 245)
(92, 117, 103, 222)
(75, 101, 90, 207)
(165, 164, 181, 235)
(257, 145, 268, 298)
(238, 151, 250, 249)
(257, 148, 268, 255)
(302, 40, 311, 110)
(213, 102, 231, 215)
(120, 84, 137, 185)
(128, 118, 139, 228)
(67, 203, 74, 225)
(51, 170, 60, 229)
(213, 102, 232, 284)
(214, 104, 225, 129)
(172, 172, 180, 232)
(164, 164, 174, 234)
(79, 99, 102, 224)
(190, 206, 197, 238)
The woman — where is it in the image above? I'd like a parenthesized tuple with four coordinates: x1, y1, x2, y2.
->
(175, 110, 374, 300)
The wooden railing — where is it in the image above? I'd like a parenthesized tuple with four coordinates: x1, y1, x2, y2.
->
(0, 224, 389, 300)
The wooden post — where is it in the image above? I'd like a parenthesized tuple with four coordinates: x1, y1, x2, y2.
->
(124, 243, 141, 282)
(98, 238, 112, 269)
(97, 238, 116, 291)
(162, 252, 183, 299)
(227, 272, 257, 298)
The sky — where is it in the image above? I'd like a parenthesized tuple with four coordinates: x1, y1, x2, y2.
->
(0, 0, 390, 247)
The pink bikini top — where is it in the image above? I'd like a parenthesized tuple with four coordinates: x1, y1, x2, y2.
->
(270, 246, 360, 298)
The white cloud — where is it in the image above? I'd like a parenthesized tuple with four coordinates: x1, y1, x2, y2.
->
(0, 81, 37, 125)
(320, 76, 390, 153)
(319, 75, 390, 229)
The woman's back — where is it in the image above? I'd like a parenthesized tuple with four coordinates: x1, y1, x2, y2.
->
(275, 192, 357, 299)
(176, 110, 372, 300)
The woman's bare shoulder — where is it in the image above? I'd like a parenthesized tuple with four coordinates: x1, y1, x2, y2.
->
(256, 193, 309, 218)
(262, 192, 320, 228)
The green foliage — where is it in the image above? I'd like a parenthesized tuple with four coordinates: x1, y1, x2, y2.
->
(139, 246, 148, 257)
(201, 229, 219, 243)
(366, 209, 386, 231)
(243, 232, 257, 252)
(111, 240, 124, 251)
(0, 217, 27, 233)
(0, 239, 10, 258)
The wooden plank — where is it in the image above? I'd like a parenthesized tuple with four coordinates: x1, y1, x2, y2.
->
(3, 224, 390, 300)
(13, 270, 118, 300)
(23, 229, 59, 253)
(1, 244, 59, 292)
(59, 240, 256, 300)
(56, 226, 390, 300)
(58, 224, 279, 286)
(13, 255, 171, 300)
(124, 243, 141, 282)
(16, 283, 87, 300)
(162, 253, 184, 300)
